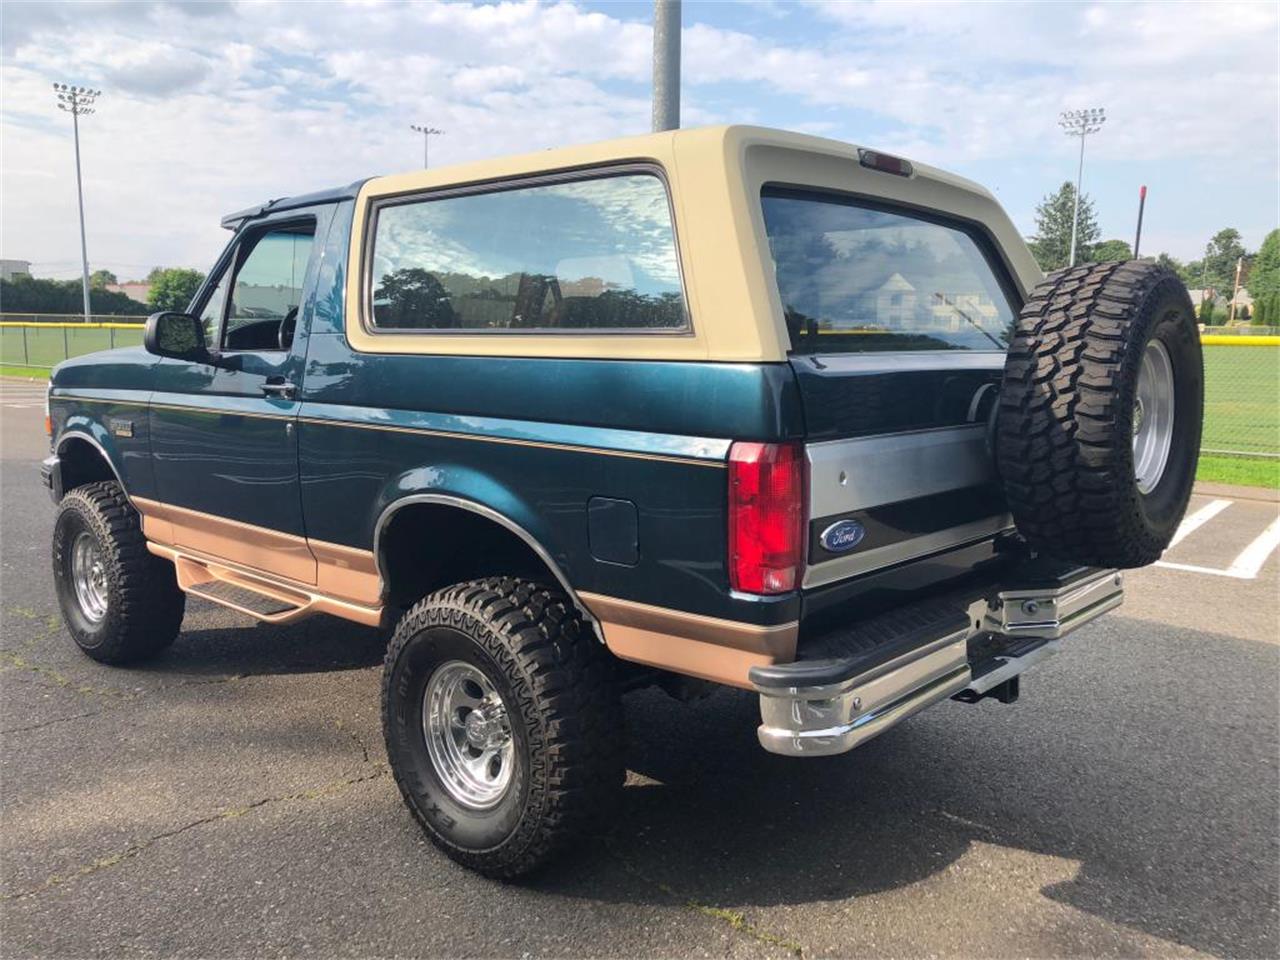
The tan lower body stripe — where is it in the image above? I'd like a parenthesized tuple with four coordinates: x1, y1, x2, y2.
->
(133, 497, 381, 607)
(578, 591, 798, 689)
(133, 497, 786, 688)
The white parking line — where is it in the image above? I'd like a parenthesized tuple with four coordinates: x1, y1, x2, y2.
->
(1166, 499, 1233, 549)
(1156, 516, 1280, 580)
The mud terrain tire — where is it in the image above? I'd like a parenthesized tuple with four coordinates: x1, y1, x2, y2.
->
(52, 480, 186, 663)
(381, 577, 623, 879)
(997, 261, 1203, 568)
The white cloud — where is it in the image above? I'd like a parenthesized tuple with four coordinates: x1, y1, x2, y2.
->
(1, 0, 1275, 279)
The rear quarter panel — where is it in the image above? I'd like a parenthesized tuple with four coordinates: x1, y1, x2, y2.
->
(297, 335, 803, 625)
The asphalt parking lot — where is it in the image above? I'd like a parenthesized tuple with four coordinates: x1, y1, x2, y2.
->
(2, 380, 1278, 959)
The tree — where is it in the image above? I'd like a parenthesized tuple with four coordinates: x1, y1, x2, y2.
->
(1178, 259, 1205, 288)
(372, 268, 456, 328)
(89, 269, 117, 287)
(1154, 252, 1183, 273)
(1028, 181, 1100, 272)
(1198, 297, 1216, 325)
(0, 275, 147, 315)
(1091, 239, 1132, 262)
(1200, 227, 1248, 296)
(1247, 229, 1280, 300)
(147, 268, 206, 312)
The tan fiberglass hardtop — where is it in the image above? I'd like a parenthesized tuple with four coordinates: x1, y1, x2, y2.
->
(344, 125, 1044, 363)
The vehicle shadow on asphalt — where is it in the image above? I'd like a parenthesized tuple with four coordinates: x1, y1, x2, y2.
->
(130, 609, 388, 679)
(531, 616, 1279, 959)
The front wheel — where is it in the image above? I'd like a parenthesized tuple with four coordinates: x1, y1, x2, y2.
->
(52, 481, 186, 664)
(381, 578, 623, 879)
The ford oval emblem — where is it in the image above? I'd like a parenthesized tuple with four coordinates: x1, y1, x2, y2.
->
(820, 519, 866, 553)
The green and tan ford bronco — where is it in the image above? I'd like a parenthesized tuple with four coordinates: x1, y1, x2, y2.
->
(42, 126, 1203, 877)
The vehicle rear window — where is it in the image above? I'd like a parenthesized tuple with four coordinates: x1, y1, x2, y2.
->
(368, 172, 686, 333)
(761, 188, 1015, 354)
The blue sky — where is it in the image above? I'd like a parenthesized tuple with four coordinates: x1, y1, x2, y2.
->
(2, 0, 1276, 281)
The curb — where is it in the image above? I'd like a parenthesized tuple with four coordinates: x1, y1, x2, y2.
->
(1193, 481, 1280, 504)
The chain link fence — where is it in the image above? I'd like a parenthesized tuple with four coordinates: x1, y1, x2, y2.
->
(2, 315, 1277, 461)
(1200, 336, 1280, 459)
(0, 317, 145, 370)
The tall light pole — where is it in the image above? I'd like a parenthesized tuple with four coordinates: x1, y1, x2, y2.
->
(652, 0, 681, 132)
(1058, 107, 1105, 267)
(410, 124, 444, 168)
(54, 83, 100, 323)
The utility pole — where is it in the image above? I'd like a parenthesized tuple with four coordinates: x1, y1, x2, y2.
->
(1058, 107, 1106, 267)
(53, 83, 100, 323)
(1228, 257, 1243, 324)
(1133, 185, 1147, 259)
(410, 124, 444, 168)
(652, 0, 681, 132)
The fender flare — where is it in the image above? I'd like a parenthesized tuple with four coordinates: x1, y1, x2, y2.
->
(371, 492, 599, 631)
(54, 428, 134, 506)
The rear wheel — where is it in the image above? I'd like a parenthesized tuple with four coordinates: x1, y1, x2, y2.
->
(997, 261, 1203, 568)
(52, 481, 186, 663)
(381, 577, 623, 879)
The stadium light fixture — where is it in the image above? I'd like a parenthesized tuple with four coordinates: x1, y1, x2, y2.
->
(1058, 107, 1106, 267)
(410, 124, 444, 169)
(53, 84, 102, 323)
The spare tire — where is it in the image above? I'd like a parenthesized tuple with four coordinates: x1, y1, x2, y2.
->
(997, 260, 1203, 568)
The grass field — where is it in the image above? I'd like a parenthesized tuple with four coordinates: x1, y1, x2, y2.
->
(0, 325, 143, 370)
(1196, 454, 1280, 490)
(1201, 344, 1280, 458)
(0, 365, 49, 380)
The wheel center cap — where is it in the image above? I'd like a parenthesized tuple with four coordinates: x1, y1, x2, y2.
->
(463, 711, 489, 747)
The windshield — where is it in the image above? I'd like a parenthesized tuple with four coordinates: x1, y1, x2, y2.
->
(761, 188, 1015, 354)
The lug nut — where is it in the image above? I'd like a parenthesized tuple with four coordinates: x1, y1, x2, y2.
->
(1022, 600, 1040, 615)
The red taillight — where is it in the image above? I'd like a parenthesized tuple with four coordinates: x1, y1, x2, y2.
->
(728, 441, 805, 595)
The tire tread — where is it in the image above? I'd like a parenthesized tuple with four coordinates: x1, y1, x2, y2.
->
(997, 261, 1201, 567)
(381, 576, 623, 879)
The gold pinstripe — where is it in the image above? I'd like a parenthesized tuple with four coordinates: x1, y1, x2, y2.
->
(53, 394, 726, 467)
(295, 416, 726, 467)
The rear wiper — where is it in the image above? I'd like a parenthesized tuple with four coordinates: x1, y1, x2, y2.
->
(933, 293, 1005, 350)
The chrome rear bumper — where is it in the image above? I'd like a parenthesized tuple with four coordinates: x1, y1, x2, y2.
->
(752, 566, 1123, 757)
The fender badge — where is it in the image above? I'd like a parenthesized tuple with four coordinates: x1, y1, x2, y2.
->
(109, 418, 134, 438)
(820, 519, 865, 553)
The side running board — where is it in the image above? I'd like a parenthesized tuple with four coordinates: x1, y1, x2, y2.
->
(146, 544, 383, 628)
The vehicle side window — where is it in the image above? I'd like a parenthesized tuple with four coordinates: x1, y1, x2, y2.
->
(221, 223, 316, 351)
(368, 172, 687, 333)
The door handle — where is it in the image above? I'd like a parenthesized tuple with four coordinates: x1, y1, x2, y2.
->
(261, 378, 298, 399)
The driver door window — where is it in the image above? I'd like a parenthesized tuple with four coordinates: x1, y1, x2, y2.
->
(216, 223, 315, 352)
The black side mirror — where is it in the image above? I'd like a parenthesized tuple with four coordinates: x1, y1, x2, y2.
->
(144, 312, 211, 362)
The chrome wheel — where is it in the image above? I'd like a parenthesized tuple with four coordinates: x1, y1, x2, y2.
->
(70, 530, 109, 623)
(422, 660, 515, 809)
(1133, 338, 1176, 495)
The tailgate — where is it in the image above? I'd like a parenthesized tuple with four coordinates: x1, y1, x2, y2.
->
(795, 352, 1012, 590)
